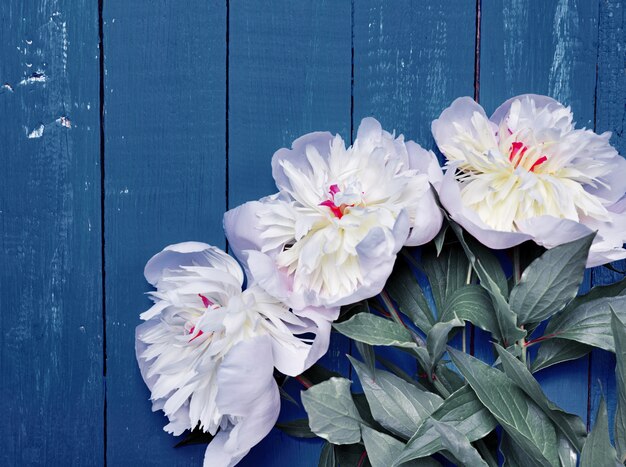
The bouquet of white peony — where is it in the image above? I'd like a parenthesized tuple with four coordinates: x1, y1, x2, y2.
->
(135, 95, 626, 467)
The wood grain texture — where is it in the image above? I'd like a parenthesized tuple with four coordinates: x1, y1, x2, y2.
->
(103, 2, 226, 465)
(481, 0, 600, 423)
(590, 0, 626, 434)
(0, 1, 103, 465)
(228, 2, 351, 465)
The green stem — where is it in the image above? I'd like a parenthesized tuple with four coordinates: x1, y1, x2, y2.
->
(513, 247, 527, 365)
(462, 263, 473, 353)
(432, 377, 451, 398)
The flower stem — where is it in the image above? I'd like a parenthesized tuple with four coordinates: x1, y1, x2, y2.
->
(462, 263, 473, 353)
(513, 247, 527, 365)
(432, 376, 451, 398)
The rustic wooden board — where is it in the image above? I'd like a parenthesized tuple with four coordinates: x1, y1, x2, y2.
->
(481, 0, 601, 424)
(228, 2, 352, 465)
(590, 0, 625, 433)
(0, 1, 103, 465)
(102, 2, 227, 465)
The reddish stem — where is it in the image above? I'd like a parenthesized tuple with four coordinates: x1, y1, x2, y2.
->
(295, 375, 312, 389)
(357, 450, 368, 467)
(524, 332, 561, 347)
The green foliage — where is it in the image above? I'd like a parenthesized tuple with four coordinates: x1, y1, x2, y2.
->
(580, 397, 618, 466)
(509, 233, 594, 324)
(295, 227, 626, 467)
(301, 377, 363, 445)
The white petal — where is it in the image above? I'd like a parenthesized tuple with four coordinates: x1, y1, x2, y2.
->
(405, 185, 443, 246)
(406, 141, 444, 186)
(516, 215, 594, 249)
(271, 131, 335, 194)
(489, 94, 568, 128)
(272, 306, 336, 376)
(431, 96, 498, 162)
(216, 335, 275, 415)
(203, 385, 280, 467)
(439, 168, 532, 249)
(144, 242, 243, 288)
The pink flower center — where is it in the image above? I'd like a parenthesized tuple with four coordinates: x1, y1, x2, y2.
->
(508, 141, 547, 172)
(188, 294, 218, 342)
(319, 184, 355, 219)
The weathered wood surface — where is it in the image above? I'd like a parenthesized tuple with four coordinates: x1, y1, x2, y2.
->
(0, 1, 103, 466)
(0, 1, 624, 465)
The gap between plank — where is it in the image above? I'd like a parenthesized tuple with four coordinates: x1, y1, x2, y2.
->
(97, 0, 108, 464)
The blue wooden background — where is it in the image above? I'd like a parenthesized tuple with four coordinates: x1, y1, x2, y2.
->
(0, 0, 624, 465)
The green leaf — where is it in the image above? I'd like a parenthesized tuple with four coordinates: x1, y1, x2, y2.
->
(448, 221, 523, 344)
(557, 434, 578, 467)
(355, 340, 377, 376)
(500, 432, 537, 467)
(434, 385, 497, 440)
(301, 377, 363, 445)
(580, 396, 617, 466)
(448, 348, 559, 466)
(349, 356, 443, 439)
(429, 419, 488, 466)
(333, 313, 417, 349)
(375, 355, 428, 391)
(495, 345, 586, 450)
(440, 285, 499, 336)
(568, 276, 626, 309)
(275, 418, 316, 439)
(612, 311, 626, 463)
(542, 295, 626, 352)
(396, 386, 497, 464)
(509, 233, 594, 324)
(421, 244, 469, 313)
(318, 442, 336, 467)
(434, 222, 449, 257)
(434, 365, 465, 394)
(393, 419, 487, 467)
(386, 259, 435, 333)
(531, 339, 592, 373)
(427, 318, 464, 366)
(362, 426, 441, 467)
(449, 221, 508, 296)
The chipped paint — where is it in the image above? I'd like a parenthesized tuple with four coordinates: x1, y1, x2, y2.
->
(19, 71, 46, 85)
(27, 124, 45, 139)
(56, 116, 71, 128)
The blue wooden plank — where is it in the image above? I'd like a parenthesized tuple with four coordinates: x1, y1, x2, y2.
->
(353, 0, 477, 374)
(0, 2, 103, 465)
(228, 2, 352, 465)
(589, 0, 626, 433)
(103, 2, 227, 465)
(480, 0, 600, 423)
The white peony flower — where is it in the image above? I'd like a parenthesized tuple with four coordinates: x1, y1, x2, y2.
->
(433, 94, 626, 267)
(135, 242, 334, 467)
(224, 118, 443, 309)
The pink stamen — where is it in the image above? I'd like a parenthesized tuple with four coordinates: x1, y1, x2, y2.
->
(529, 155, 548, 172)
(198, 293, 213, 308)
(188, 326, 205, 342)
(320, 199, 345, 219)
(328, 184, 340, 197)
(509, 141, 527, 164)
